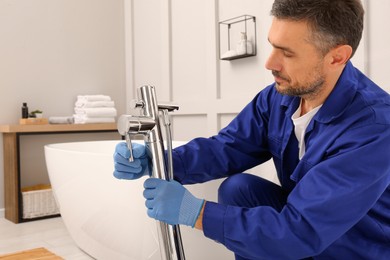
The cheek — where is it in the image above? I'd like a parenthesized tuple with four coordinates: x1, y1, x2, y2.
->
(284, 60, 317, 83)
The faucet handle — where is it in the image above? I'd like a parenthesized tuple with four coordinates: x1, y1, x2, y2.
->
(158, 103, 179, 112)
(125, 134, 134, 162)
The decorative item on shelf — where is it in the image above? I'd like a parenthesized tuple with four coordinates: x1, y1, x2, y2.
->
(19, 117, 48, 125)
(21, 102, 29, 118)
(19, 108, 48, 125)
(30, 109, 43, 118)
(219, 15, 257, 61)
(236, 32, 253, 55)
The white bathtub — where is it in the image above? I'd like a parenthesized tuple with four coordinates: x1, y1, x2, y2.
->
(45, 140, 234, 260)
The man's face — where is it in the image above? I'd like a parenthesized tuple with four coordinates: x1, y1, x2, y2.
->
(265, 18, 327, 99)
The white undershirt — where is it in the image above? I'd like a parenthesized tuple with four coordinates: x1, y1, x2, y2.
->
(291, 102, 322, 159)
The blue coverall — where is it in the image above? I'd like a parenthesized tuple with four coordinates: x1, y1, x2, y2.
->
(172, 61, 390, 259)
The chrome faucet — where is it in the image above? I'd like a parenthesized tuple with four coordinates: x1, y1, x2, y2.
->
(117, 85, 185, 260)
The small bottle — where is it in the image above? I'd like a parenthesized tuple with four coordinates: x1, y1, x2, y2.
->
(236, 32, 253, 55)
(22, 102, 29, 118)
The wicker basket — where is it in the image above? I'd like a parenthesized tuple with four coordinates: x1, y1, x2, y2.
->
(21, 184, 60, 219)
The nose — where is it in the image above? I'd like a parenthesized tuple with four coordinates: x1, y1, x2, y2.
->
(265, 49, 282, 72)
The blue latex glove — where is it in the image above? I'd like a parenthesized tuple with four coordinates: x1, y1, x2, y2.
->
(143, 178, 204, 227)
(113, 142, 151, 180)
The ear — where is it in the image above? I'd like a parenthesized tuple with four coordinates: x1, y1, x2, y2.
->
(329, 45, 353, 66)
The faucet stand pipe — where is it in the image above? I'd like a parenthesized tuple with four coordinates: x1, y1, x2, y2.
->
(117, 85, 185, 260)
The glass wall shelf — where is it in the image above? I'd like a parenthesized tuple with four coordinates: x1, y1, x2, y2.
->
(219, 15, 257, 61)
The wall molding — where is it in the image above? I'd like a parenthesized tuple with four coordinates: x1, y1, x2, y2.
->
(124, 0, 135, 112)
(363, 0, 370, 76)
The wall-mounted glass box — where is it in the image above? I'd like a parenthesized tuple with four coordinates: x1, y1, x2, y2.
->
(219, 15, 257, 61)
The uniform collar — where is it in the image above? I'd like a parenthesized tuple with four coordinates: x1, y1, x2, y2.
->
(281, 93, 300, 117)
(315, 61, 358, 124)
(280, 61, 358, 124)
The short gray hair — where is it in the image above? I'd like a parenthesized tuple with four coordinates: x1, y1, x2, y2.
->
(271, 0, 364, 57)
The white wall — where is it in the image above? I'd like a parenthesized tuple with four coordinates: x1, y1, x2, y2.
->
(126, 0, 390, 143)
(0, 0, 126, 210)
(367, 0, 390, 88)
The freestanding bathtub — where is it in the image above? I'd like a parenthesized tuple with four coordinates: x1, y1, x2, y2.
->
(45, 140, 239, 260)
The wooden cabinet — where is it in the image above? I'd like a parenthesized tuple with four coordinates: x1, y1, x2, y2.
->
(0, 123, 119, 223)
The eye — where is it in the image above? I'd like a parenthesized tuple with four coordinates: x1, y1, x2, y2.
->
(283, 51, 294, 58)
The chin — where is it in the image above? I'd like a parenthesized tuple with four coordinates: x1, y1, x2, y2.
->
(275, 83, 286, 93)
(275, 84, 296, 97)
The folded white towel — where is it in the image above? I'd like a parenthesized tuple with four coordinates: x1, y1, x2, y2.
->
(73, 115, 115, 124)
(74, 107, 117, 118)
(77, 95, 111, 102)
(49, 116, 74, 124)
(75, 100, 115, 108)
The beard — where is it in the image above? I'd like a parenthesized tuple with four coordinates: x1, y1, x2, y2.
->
(273, 64, 326, 99)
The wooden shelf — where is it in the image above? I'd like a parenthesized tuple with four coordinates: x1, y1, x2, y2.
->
(0, 123, 117, 133)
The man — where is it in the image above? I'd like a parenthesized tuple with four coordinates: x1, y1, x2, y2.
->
(114, 0, 390, 259)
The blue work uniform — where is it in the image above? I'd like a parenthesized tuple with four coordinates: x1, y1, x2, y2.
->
(172, 61, 390, 259)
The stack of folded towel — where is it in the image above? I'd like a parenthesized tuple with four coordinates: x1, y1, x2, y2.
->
(73, 95, 117, 124)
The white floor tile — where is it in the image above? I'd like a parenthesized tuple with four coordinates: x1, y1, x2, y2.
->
(0, 217, 94, 259)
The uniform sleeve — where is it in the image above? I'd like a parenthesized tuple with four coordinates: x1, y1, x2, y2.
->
(172, 88, 275, 185)
(202, 123, 390, 259)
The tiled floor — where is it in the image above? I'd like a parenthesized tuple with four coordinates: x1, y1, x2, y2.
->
(0, 217, 94, 259)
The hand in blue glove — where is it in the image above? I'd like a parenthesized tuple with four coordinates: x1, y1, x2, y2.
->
(113, 142, 151, 180)
(143, 178, 204, 227)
